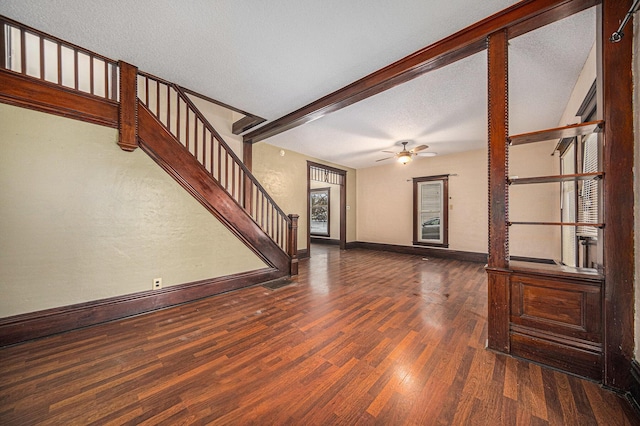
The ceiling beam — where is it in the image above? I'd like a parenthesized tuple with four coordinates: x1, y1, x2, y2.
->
(232, 115, 267, 134)
(244, 0, 599, 144)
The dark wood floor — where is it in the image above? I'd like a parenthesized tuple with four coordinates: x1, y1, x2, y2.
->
(0, 245, 637, 425)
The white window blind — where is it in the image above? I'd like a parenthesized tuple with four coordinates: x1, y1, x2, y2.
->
(561, 144, 577, 266)
(418, 181, 443, 243)
(577, 133, 599, 237)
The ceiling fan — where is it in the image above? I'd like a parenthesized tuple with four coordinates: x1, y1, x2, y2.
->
(376, 141, 436, 164)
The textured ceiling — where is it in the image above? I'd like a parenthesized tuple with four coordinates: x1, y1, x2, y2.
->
(0, 1, 595, 169)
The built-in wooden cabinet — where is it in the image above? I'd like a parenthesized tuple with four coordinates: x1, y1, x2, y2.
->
(508, 262, 603, 379)
(488, 120, 605, 380)
(484, 0, 633, 393)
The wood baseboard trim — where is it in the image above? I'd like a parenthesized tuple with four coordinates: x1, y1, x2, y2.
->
(0, 268, 285, 347)
(298, 248, 310, 260)
(350, 241, 488, 263)
(310, 237, 341, 245)
(628, 360, 640, 416)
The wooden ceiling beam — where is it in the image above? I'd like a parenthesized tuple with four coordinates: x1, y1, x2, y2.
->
(244, 0, 599, 144)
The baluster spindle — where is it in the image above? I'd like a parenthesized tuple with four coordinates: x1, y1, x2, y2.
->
(176, 93, 181, 141)
(73, 49, 79, 90)
(0, 21, 5, 70)
(185, 108, 190, 151)
(202, 128, 207, 171)
(210, 134, 215, 177)
(39, 36, 45, 80)
(166, 84, 171, 132)
(261, 194, 265, 229)
(53, 42, 61, 85)
(271, 205, 275, 239)
(20, 28, 26, 74)
(155, 79, 160, 118)
(103, 60, 108, 97)
(145, 76, 149, 108)
(225, 152, 229, 191)
(232, 160, 236, 200)
(194, 118, 199, 160)
(217, 140, 222, 182)
(89, 55, 94, 94)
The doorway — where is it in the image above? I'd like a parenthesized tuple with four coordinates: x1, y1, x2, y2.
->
(307, 162, 346, 254)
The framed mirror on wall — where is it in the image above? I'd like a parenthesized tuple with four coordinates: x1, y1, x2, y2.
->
(310, 188, 330, 237)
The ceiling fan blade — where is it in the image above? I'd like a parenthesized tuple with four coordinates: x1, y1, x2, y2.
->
(381, 150, 396, 154)
(375, 156, 394, 162)
(411, 145, 428, 153)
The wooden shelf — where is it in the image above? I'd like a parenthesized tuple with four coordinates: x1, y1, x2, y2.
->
(509, 120, 603, 146)
(508, 172, 603, 185)
(509, 221, 604, 228)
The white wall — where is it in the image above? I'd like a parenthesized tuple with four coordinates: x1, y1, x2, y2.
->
(357, 150, 487, 253)
(0, 104, 266, 318)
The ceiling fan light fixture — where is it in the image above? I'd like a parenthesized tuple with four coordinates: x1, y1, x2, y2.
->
(398, 153, 412, 164)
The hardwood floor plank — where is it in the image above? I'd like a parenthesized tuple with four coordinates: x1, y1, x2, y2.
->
(0, 245, 636, 425)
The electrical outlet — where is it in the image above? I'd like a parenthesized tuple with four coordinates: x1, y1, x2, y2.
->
(153, 278, 162, 290)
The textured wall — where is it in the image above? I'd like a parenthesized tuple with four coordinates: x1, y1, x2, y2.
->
(252, 143, 357, 250)
(356, 142, 560, 259)
(0, 104, 266, 317)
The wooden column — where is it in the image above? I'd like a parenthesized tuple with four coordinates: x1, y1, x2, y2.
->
(601, 0, 635, 391)
(486, 29, 510, 353)
(243, 141, 253, 210)
(340, 174, 347, 250)
(288, 214, 299, 276)
(118, 61, 138, 151)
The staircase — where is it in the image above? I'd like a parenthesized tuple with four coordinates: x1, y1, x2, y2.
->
(0, 16, 299, 345)
(135, 71, 296, 274)
(0, 16, 297, 277)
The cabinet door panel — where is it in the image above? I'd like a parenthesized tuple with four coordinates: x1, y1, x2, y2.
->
(510, 274, 601, 342)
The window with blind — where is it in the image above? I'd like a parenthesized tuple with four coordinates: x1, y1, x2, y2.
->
(577, 132, 599, 238)
(413, 175, 449, 247)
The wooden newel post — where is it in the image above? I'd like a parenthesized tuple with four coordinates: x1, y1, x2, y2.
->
(287, 214, 299, 276)
(118, 61, 138, 151)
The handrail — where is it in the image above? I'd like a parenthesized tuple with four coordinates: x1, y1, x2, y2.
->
(0, 16, 119, 101)
(137, 71, 291, 253)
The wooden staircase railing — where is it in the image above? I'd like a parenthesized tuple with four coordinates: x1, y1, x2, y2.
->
(137, 71, 298, 273)
(0, 16, 119, 101)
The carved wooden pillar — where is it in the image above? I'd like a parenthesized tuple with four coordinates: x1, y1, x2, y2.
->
(601, 0, 634, 391)
(486, 29, 510, 353)
(118, 61, 138, 151)
(287, 214, 299, 276)
(243, 141, 253, 210)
